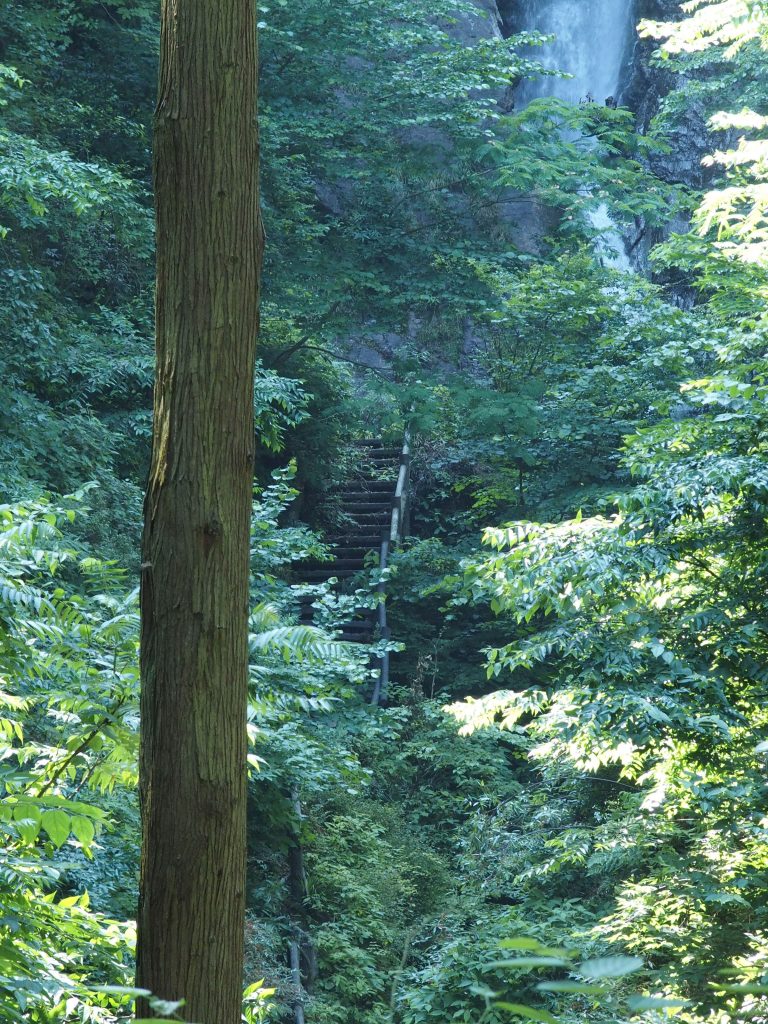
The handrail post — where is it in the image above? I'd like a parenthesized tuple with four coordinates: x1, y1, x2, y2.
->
(371, 534, 389, 707)
(289, 938, 306, 1024)
(370, 430, 410, 706)
(287, 789, 308, 1024)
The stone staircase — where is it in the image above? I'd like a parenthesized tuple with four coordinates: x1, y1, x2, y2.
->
(298, 439, 403, 642)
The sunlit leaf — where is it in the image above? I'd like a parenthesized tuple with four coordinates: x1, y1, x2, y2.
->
(579, 956, 644, 979)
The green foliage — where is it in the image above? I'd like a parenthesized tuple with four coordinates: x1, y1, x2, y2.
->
(400, 929, 648, 1024)
(5, 1, 768, 1023)
(485, 99, 682, 237)
(0, 496, 137, 1021)
(391, 254, 711, 543)
(258, 0, 544, 332)
(307, 803, 448, 1024)
(452, 320, 768, 1011)
(254, 365, 312, 455)
(642, 0, 768, 317)
(0, 475, 382, 1021)
(0, 0, 155, 560)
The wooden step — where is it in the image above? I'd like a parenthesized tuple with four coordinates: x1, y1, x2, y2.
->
(365, 447, 402, 458)
(296, 435, 406, 648)
(340, 502, 392, 514)
(341, 620, 376, 633)
(338, 498, 391, 508)
(303, 568, 361, 581)
(337, 525, 386, 536)
(353, 470, 397, 482)
(331, 542, 382, 554)
(339, 491, 393, 502)
(341, 619, 376, 631)
(329, 558, 367, 570)
(341, 481, 393, 493)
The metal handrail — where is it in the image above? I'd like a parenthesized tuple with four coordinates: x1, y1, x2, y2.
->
(371, 431, 410, 706)
(287, 432, 411, 1016)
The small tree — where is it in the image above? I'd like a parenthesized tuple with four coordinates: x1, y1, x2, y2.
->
(136, 0, 262, 1020)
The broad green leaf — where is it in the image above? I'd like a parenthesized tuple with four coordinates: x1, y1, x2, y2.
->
(13, 802, 42, 844)
(93, 986, 152, 997)
(490, 958, 569, 969)
(149, 996, 186, 1015)
(627, 995, 691, 1010)
(58, 894, 86, 908)
(580, 956, 644, 979)
(71, 814, 96, 847)
(536, 982, 607, 994)
(712, 984, 768, 994)
(41, 809, 70, 848)
(499, 939, 572, 958)
(494, 1002, 559, 1023)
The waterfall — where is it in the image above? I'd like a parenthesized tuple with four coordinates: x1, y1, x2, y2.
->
(515, 0, 633, 107)
(514, 0, 635, 269)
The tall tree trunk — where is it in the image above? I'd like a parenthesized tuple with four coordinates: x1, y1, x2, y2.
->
(136, 0, 261, 1020)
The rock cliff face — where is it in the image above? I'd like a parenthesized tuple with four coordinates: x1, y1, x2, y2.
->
(348, 0, 709, 369)
(465, 0, 713, 203)
(619, 0, 721, 282)
(491, 0, 707, 160)
(494, 0, 713, 276)
(452, 0, 505, 42)
(449, 0, 718, 283)
(623, 0, 713, 189)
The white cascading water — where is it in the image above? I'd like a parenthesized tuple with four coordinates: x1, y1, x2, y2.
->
(515, 0, 634, 269)
(516, 0, 632, 107)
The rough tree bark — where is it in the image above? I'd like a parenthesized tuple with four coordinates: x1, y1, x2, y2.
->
(136, 0, 262, 1020)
